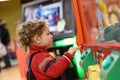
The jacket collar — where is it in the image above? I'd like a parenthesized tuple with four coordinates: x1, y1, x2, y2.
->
(29, 46, 48, 54)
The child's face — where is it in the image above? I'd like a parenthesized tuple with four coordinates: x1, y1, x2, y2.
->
(39, 26, 53, 48)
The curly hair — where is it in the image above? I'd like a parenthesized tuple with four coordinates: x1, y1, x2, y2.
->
(16, 20, 46, 52)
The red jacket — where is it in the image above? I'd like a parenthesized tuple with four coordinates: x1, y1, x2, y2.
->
(29, 46, 73, 80)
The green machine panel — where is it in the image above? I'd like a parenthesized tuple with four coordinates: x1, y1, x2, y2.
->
(80, 48, 96, 72)
(100, 50, 120, 80)
(55, 36, 84, 78)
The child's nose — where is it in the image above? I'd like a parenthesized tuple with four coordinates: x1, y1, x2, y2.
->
(50, 34, 53, 38)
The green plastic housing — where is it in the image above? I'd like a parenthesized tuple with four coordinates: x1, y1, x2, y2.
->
(100, 50, 120, 80)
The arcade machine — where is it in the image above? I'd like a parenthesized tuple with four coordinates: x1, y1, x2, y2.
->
(16, 0, 85, 80)
(77, 0, 120, 80)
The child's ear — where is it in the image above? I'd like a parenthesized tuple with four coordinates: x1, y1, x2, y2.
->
(33, 35, 41, 44)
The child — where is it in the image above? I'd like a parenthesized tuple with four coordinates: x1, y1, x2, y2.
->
(16, 20, 80, 80)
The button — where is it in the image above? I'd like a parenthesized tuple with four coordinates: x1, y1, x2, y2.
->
(102, 56, 114, 69)
(81, 51, 88, 60)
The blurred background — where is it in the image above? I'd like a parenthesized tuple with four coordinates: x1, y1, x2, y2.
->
(1, 0, 120, 80)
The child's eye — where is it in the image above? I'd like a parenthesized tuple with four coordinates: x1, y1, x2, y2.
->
(47, 32, 50, 35)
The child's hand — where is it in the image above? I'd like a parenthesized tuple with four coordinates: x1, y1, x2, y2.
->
(67, 46, 81, 56)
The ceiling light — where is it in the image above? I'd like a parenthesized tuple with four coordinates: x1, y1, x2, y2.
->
(0, 0, 10, 2)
